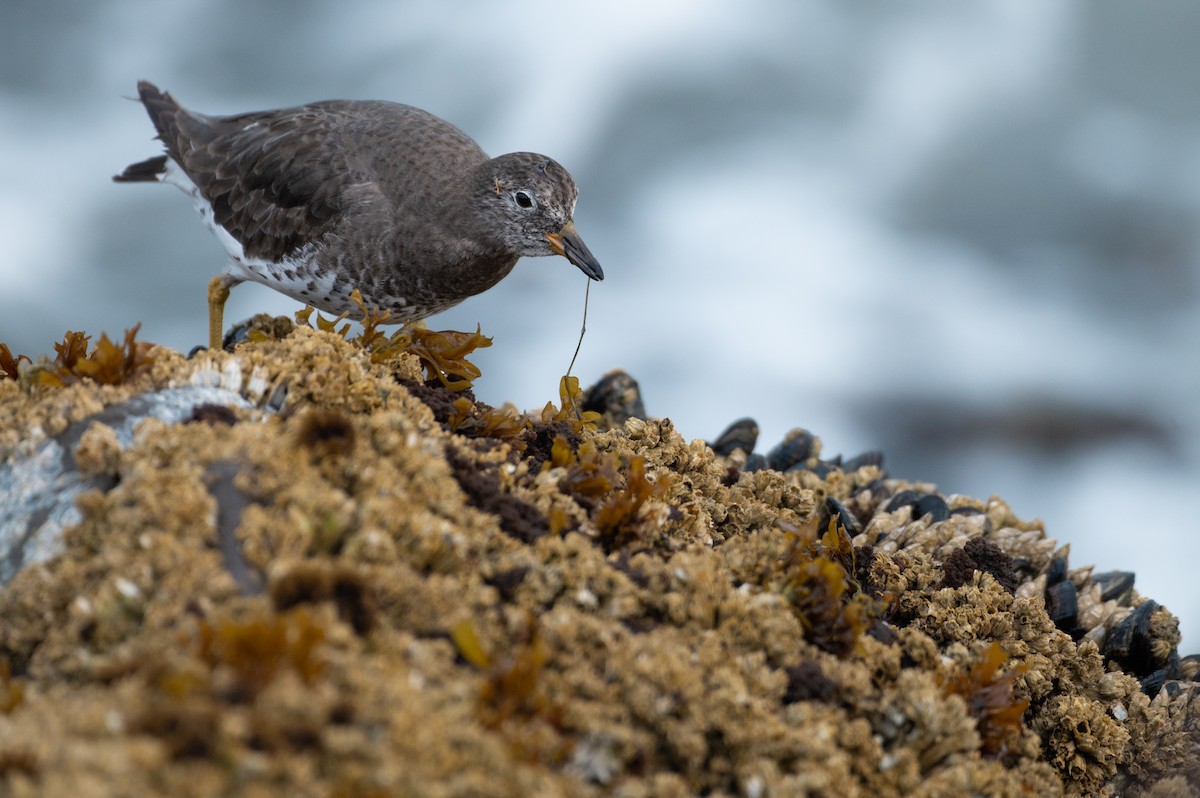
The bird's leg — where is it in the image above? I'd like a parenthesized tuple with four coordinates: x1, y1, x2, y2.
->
(207, 274, 242, 351)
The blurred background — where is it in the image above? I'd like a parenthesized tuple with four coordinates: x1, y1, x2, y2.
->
(2, 1, 1197, 647)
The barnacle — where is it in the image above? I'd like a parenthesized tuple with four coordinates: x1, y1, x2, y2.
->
(0, 344, 30, 381)
(938, 642, 1029, 758)
(34, 325, 158, 388)
(269, 560, 378, 636)
(295, 408, 357, 458)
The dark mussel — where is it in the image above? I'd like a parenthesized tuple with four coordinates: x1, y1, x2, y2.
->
(840, 450, 884, 472)
(766, 428, 815, 471)
(1102, 600, 1176, 683)
(743, 453, 769, 472)
(884, 490, 949, 523)
(582, 369, 646, 426)
(819, 496, 863, 537)
(1045, 580, 1079, 634)
(1045, 555, 1069, 586)
(710, 417, 760, 457)
(1091, 571, 1135, 606)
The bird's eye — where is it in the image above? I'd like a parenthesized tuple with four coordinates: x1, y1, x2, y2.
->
(514, 191, 535, 210)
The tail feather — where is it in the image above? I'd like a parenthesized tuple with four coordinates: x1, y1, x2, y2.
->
(112, 154, 168, 183)
(134, 80, 190, 165)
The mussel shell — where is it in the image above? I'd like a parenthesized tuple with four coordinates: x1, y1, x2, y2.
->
(841, 450, 884, 471)
(766, 428, 815, 471)
(743, 453, 769, 473)
(1140, 668, 1168, 699)
(1092, 570, 1135, 605)
(1045, 555, 1069, 587)
(1102, 600, 1170, 680)
(913, 494, 950, 523)
(884, 490, 949, 523)
(710, 417, 760, 457)
(1045, 580, 1078, 632)
(884, 490, 922, 513)
(820, 496, 863, 537)
(582, 369, 647, 425)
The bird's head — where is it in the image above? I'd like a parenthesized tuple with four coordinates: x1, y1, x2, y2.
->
(478, 152, 603, 281)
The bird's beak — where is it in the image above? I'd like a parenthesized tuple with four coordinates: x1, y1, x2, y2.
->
(547, 220, 604, 281)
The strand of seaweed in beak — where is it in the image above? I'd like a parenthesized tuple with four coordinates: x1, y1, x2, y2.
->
(565, 278, 591, 418)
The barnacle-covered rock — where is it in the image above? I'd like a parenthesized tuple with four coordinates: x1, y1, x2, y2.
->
(0, 327, 1196, 797)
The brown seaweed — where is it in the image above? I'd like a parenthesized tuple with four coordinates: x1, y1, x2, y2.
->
(938, 642, 1029, 758)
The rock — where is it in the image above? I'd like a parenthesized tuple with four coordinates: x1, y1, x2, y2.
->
(0, 325, 1195, 796)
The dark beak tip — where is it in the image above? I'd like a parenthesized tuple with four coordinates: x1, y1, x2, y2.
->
(555, 223, 603, 281)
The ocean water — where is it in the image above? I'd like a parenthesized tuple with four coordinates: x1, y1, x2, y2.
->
(1, 0, 1197, 647)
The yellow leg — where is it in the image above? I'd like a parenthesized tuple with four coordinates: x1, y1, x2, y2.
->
(207, 275, 239, 351)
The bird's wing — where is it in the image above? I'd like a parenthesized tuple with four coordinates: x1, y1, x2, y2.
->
(140, 82, 390, 263)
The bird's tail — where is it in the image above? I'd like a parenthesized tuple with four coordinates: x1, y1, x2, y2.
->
(112, 154, 168, 183)
(112, 80, 206, 183)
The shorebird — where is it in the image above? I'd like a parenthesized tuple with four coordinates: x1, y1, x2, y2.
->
(115, 81, 603, 350)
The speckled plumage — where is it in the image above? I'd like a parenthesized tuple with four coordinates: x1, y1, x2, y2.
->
(115, 80, 602, 346)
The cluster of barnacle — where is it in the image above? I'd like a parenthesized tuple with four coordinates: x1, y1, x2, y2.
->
(403, 372, 619, 547)
(402, 365, 671, 554)
(704, 410, 1196, 705)
(0, 325, 158, 388)
(577, 379, 891, 653)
